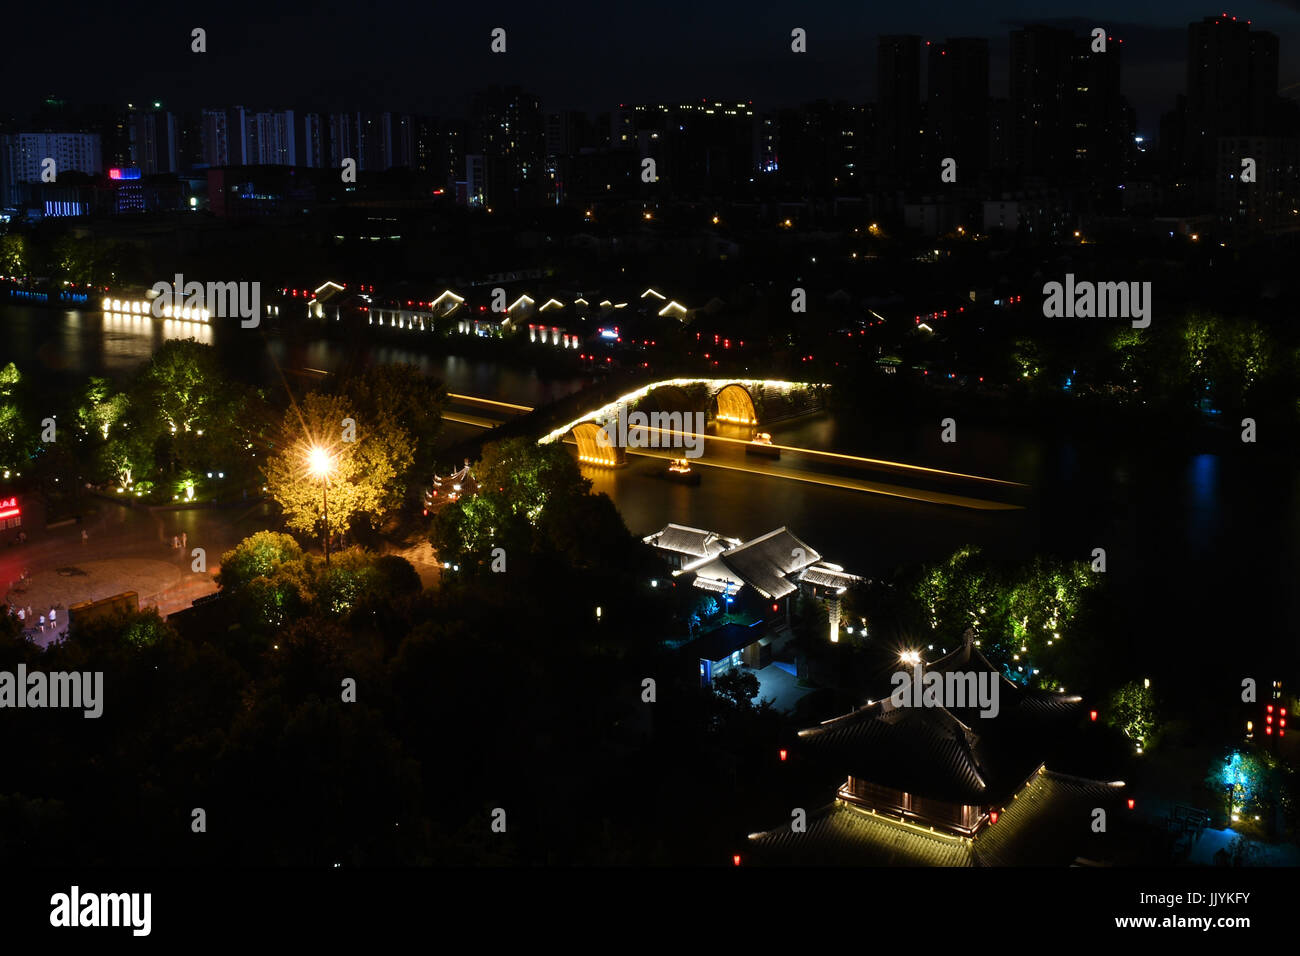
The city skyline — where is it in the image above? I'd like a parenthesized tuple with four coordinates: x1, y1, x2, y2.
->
(4, 5, 1300, 130)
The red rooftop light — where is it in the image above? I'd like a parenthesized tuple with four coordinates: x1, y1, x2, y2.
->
(779, 749, 787, 762)
(989, 811, 999, 824)
(732, 854, 741, 866)
(1127, 799, 1135, 810)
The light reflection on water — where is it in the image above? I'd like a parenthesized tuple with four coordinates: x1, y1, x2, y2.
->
(4, 302, 1295, 680)
(2, 303, 590, 408)
(1185, 453, 1221, 555)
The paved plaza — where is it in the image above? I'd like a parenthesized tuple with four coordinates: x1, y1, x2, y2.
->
(750, 660, 815, 713)
(2, 494, 276, 644)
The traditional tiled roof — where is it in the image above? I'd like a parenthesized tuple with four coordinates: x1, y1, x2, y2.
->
(650, 524, 858, 600)
(799, 564, 862, 590)
(693, 621, 766, 663)
(691, 575, 736, 595)
(748, 802, 974, 866)
(797, 645, 1085, 807)
(715, 527, 821, 599)
(746, 770, 1128, 866)
(972, 771, 1129, 866)
(800, 703, 994, 803)
(924, 638, 1084, 729)
(926, 639, 1007, 679)
(643, 523, 735, 560)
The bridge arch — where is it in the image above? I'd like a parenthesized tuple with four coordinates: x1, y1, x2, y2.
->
(571, 422, 625, 467)
(640, 383, 696, 415)
(713, 383, 758, 426)
(538, 378, 827, 447)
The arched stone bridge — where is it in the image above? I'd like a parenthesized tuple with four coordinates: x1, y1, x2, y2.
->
(539, 378, 828, 466)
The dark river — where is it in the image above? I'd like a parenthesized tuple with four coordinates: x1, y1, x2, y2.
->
(4, 304, 1297, 699)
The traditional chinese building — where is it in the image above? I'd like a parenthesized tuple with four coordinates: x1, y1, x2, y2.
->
(797, 637, 1084, 836)
(745, 636, 1136, 865)
(645, 523, 860, 615)
(644, 523, 862, 685)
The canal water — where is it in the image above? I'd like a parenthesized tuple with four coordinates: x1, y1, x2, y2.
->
(4, 304, 1296, 698)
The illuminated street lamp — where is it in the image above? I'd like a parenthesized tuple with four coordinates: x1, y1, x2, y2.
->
(307, 445, 336, 565)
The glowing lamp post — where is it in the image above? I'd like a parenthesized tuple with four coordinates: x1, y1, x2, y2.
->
(307, 445, 335, 566)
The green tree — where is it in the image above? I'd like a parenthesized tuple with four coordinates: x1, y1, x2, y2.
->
(911, 548, 1097, 688)
(0, 235, 27, 276)
(126, 339, 266, 482)
(216, 532, 312, 633)
(1207, 748, 1297, 836)
(101, 412, 159, 488)
(0, 363, 35, 475)
(429, 437, 591, 564)
(1106, 680, 1159, 748)
(0, 363, 19, 397)
(712, 668, 760, 710)
(342, 364, 444, 506)
(913, 546, 1003, 641)
(264, 392, 397, 539)
(216, 531, 305, 592)
(132, 340, 225, 438)
(1183, 314, 1272, 411)
(74, 377, 126, 442)
(1005, 557, 1094, 657)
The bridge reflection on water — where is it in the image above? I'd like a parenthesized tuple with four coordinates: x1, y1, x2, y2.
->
(446, 384, 1027, 512)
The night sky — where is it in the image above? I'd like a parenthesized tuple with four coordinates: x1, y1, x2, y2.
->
(8, 1, 1300, 131)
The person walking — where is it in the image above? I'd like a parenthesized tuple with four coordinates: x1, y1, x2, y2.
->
(172, 535, 179, 549)
(181, 531, 188, 551)
(16, 606, 24, 627)
(38, 613, 45, 633)
(49, 607, 56, 630)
